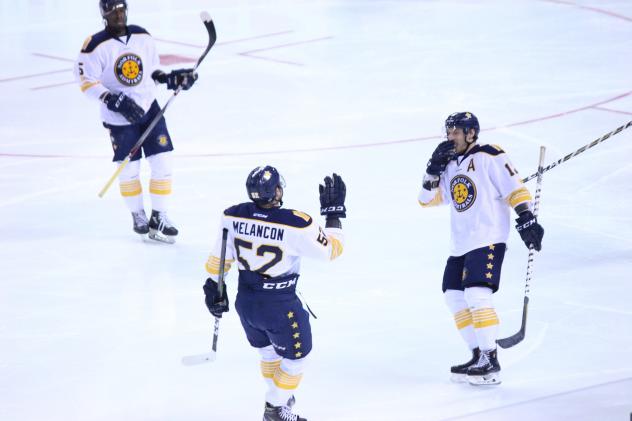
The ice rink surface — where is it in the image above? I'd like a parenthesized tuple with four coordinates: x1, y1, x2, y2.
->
(1, 0, 631, 420)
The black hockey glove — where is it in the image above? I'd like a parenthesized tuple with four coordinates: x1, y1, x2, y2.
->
(515, 210, 544, 251)
(426, 140, 456, 176)
(319, 173, 346, 219)
(103, 92, 145, 124)
(203, 278, 229, 318)
(152, 69, 198, 91)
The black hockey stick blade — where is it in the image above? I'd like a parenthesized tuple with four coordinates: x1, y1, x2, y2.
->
(497, 296, 529, 349)
(195, 11, 217, 70)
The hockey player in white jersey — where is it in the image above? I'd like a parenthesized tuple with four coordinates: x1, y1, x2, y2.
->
(418, 112, 544, 385)
(203, 166, 346, 421)
(75, 0, 198, 242)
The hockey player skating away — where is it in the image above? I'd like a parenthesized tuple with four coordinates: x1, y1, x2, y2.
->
(203, 166, 346, 421)
(75, 0, 198, 243)
(418, 112, 544, 385)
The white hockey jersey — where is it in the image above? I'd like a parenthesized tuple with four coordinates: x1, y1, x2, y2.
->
(75, 25, 160, 125)
(205, 202, 344, 283)
(418, 144, 532, 256)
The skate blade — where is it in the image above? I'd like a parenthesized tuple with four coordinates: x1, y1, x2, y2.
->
(148, 229, 176, 244)
(467, 372, 501, 386)
(450, 373, 468, 383)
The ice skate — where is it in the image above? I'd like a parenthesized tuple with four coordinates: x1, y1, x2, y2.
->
(466, 348, 501, 385)
(131, 210, 149, 235)
(263, 402, 306, 421)
(450, 347, 480, 383)
(148, 210, 178, 244)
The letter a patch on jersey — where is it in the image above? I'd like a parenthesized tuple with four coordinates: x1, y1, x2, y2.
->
(467, 159, 476, 172)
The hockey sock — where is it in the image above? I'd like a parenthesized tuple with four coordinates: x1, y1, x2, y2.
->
(258, 345, 282, 389)
(266, 357, 305, 407)
(117, 160, 144, 212)
(147, 152, 172, 212)
(464, 286, 499, 351)
(444, 290, 478, 350)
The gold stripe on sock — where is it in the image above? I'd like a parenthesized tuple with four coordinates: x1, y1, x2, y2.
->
(119, 180, 142, 197)
(273, 367, 303, 390)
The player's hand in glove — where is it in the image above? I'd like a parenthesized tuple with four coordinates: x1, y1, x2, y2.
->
(152, 69, 198, 91)
(102, 92, 145, 124)
(515, 210, 544, 251)
(426, 140, 456, 176)
(203, 278, 229, 318)
(319, 173, 346, 221)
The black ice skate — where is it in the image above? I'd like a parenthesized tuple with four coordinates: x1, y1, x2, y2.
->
(450, 347, 480, 383)
(466, 348, 501, 385)
(131, 210, 149, 235)
(263, 402, 306, 421)
(148, 210, 178, 244)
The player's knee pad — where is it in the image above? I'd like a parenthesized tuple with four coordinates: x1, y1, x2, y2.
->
(117, 159, 141, 182)
(464, 286, 494, 310)
(258, 344, 280, 362)
(147, 151, 172, 179)
(444, 289, 467, 313)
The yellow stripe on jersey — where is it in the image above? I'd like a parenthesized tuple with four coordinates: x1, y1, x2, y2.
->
(506, 187, 532, 208)
(418, 190, 443, 207)
(260, 360, 281, 379)
(205, 255, 234, 276)
(454, 308, 473, 330)
(80, 81, 101, 92)
(273, 367, 303, 390)
(119, 180, 142, 197)
(149, 179, 172, 195)
(471, 308, 499, 329)
(329, 236, 344, 260)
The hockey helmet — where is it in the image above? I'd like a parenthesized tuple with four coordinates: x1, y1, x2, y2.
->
(445, 112, 480, 141)
(246, 165, 285, 205)
(99, 0, 127, 17)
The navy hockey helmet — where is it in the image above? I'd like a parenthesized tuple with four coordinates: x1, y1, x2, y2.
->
(445, 112, 480, 141)
(99, 0, 127, 17)
(246, 165, 285, 206)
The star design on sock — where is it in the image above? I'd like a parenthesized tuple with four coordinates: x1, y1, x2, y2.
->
(287, 311, 294, 319)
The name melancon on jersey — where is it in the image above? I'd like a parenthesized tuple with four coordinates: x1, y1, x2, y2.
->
(233, 221, 284, 241)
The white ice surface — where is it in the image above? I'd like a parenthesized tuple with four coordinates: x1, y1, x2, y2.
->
(1, 1, 631, 420)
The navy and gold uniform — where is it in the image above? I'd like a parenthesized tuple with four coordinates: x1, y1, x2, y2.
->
(205, 202, 343, 356)
(418, 112, 540, 385)
(74, 1, 187, 240)
(204, 200, 344, 409)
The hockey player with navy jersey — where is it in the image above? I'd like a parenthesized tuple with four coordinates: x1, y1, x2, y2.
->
(75, 0, 198, 243)
(203, 166, 346, 421)
(418, 112, 544, 385)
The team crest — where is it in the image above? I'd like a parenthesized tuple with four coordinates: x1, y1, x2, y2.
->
(158, 135, 168, 146)
(450, 175, 476, 212)
(114, 54, 143, 86)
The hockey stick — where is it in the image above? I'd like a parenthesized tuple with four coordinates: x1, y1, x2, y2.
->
(521, 120, 632, 183)
(181, 227, 228, 366)
(98, 12, 217, 198)
(497, 146, 546, 349)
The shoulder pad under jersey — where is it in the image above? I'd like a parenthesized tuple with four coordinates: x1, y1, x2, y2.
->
(477, 144, 505, 156)
(128, 25, 150, 36)
(224, 203, 313, 228)
(80, 29, 114, 53)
